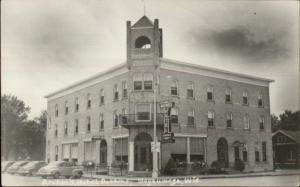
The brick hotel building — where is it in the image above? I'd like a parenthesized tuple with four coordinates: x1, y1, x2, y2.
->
(45, 16, 274, 173)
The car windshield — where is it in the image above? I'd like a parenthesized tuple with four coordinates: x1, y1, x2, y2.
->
(23, 161, 39, 168)
(12, 162, 27, 166)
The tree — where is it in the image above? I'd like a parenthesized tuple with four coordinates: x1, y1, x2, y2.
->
(1, 94, 30, 160)
(271, 110, 300, 132)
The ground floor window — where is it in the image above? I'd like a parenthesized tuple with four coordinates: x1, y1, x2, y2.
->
(255, 151, 260, 162)
(190, 155, 204, 162)
(262, 142, 267, 161)
(84, 141, 95, 161)
(114, 138, 128, 162)
(234, 146, 240, 161)
(171, 154, 187, 162)
(71, 143, 78, 163)
(243, 150, 248, 162)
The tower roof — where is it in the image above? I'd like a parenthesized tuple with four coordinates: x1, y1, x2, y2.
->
(132, 16, 154, 28)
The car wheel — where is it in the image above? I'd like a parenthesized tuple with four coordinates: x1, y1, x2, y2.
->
(77, 171, 83, 179)
(42, 176, 47, 179)
(65, 176, 70, 179)
(54, 172, 60, 179)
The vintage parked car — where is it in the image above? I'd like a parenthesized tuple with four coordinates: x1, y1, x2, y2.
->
(17, 161, 47, 176)
(37, 161, 83, 179)
(1, 161, 15, 173)
(6, 161, 29, 174)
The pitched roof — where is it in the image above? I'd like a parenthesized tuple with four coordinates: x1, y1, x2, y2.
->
(132, 16, 154, 28)
(273, 130, 300, 145)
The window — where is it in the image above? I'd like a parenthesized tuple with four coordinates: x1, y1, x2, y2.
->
(288, 150, 294, 161)
(243, 91, 248, 105)
(208, 111, 214, 127)
(99, 113, 104, 131)
(122, 82, 128, 99)
(244, 115, 250, 129)
(187, 109, 195, 126)
(113, 84, 119, 101)
(187, 82, 194, 98)
(242, 145, 248, 162)
(226, 112, 232, 128)
(144, 73, 153, 90)
(55, 146, 59, 161)
(122, 108, 127, 124)
(65, 101, 69, 115)
(258, 92, 263, 107)
(135, 36, 151, 48)
(171, 108, 179, 124)
(225, 88, 232, 103)
(100, 89, 105, 105)
(133, 73, 143, 91)
(259, 116, 265, 130)
(87, 94, 91, 109)
(207, 86, 214, 101)
(113, 111, 119, 127)
(64, 121, 68, 136)
(136, 104, 151, 121)
(74, 119, 78, 135)
(262, 142, 267, 161)
(55, 104, 58, 117)
(87, 116, 91, 133)
(255, 142, 260, 162)
(48, 117, 51, 129)
(234, 146, 240, 161)
(75, 97, 79, 112)
(54, 124, 58, 137)
(171, 80, 178, 96)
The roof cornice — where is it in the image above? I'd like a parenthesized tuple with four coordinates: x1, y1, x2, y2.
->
(160, 58, 274, 87)
(45, 62, 128, 100)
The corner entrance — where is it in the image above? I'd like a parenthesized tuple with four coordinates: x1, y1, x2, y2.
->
(134, 132, 152, 171)
(217, 138, 229, 167)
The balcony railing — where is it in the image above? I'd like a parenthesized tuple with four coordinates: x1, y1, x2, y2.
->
(131, 48, 153, 58)
(119, 113, 165, 127)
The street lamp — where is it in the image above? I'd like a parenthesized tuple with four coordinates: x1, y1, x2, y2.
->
(152, 75, 158, 178)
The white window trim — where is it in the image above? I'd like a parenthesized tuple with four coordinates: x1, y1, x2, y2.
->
(135, 103, 152, 122)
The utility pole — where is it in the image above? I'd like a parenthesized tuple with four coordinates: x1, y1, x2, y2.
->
(152, 74, 158, 178)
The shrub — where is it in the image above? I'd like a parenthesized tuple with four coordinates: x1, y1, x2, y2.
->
(163, 157, 177, 175)
(211, 160, 225, 170)
(234, 159, 245, 172)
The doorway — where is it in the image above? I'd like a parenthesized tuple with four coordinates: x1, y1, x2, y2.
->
(134, 132, 152, 171)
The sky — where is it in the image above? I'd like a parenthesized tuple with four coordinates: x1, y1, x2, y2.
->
(2, 0, 299, 119)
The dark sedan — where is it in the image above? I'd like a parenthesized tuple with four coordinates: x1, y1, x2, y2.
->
(7, 161, 29, 174)
(17, 161, 47, 176)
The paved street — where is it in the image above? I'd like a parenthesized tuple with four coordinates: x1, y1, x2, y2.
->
(2, 173, 300, 186)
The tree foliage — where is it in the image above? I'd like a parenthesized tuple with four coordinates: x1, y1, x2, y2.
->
(271, 110, 300, 132)
(1, 94, 46, 160)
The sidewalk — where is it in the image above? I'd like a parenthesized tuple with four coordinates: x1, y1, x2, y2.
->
(82, 169, 300, 181)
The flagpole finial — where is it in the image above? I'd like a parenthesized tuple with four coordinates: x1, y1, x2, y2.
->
(142, 0, 146, 15)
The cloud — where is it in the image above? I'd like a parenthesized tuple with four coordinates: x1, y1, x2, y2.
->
(188, 26, 289, 62)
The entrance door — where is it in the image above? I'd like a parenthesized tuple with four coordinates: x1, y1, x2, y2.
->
(217, 138, 229, 167)
(100, 140, 107, 165)
(134, 132, 152, 171)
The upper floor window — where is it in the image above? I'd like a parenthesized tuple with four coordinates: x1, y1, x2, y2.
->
(144, 73, 153, 90)
(55, 104, 58, 117)
(133, 73, 143, 91)
(136, 104, 151, 121)
(244, 115, 250, 129)
(208, 111, 214, 127)
(100, 89, 105, 105)
(54, 124, 58, 137)
(122, 82, 128, 99)
(171, 80, 178, 96)
(135, 36, 151, 49)
(243, 91, 248, 105)
(87, 116, 91, 133)
(226, 112, 232, 128)
(113, 84, 119, 101)
(48, 117, 51, 129)
(121, 108, 127, 124)
(259, 116, 265, 130)
(99, 113, 104, 131)
(187, 109, 195, 126)
(242, 145, 248, 162)
(65, 101, 69, 115)
(225, 88, 232, 103)
(64, 121, 68, 136)
(74, 119, 79, 135)
(258, 92, 263, 107)
(87, 94, 91, 109)
(170, 108, 179, 124)
(75, 97, 79, 112)
(187, 82, 194, 98)
(207, 86, 214, 101)
(113, 111, 119, 127)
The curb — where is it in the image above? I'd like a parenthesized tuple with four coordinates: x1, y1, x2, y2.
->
(82, 171, 300, 182)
